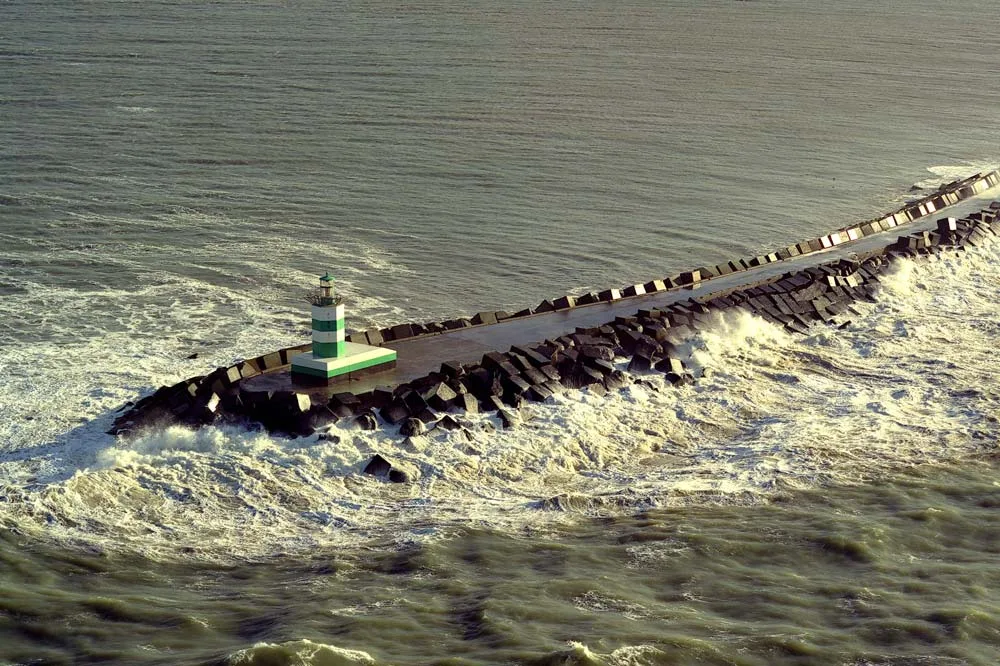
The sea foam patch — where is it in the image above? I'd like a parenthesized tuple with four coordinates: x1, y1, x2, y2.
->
(2, 238, 999, 561)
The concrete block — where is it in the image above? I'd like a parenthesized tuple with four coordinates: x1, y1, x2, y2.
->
(525, 384, 553, 402)
(597, 288, 622, 302)
(535, 299, 556, 313)
(644, 279, 667, 293)
(259, 352, 283, 371)
(553, 295, 576, 310)
(471, 311, 497, 326)
(676, 270, 701, 285)
(390, 323, 414, 340)
(440, 361, 464, 379)
(622, 284, 646, 297)
(423, 382, 458, 411)
(225, 365, 243, 384)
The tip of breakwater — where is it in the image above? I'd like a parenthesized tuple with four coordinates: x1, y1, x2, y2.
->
(109, 171, 1000, 466)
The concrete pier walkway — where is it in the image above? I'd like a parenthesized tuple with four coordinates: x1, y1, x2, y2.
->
(242, 191, 998, 401)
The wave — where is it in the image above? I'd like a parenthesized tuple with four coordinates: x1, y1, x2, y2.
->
(1, 229, 998, 561)
(226, 640, 375, 666)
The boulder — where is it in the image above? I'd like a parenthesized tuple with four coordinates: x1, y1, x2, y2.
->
(654, 357, 685, 375)
(471, 311, 498, 326)
(440, 361, 464, 379)
(553, 295, 576, 310)
(355, 412, 379, 431)
(362, 454, 419, 483)
(437, 414, 463, 431)
(498, 409, 520, 429)
(603, 370, 629, 391)
(400, 418, 426, 437)
(379, 399, 410, 425)
(458, 392, 480, 414)
(422, 382, 458, 411)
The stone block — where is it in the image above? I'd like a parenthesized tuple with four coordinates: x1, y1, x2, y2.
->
(380, 399, 410, 425)
(622, 284, 646, 297)
(459, 392, 480, 414)
(535, 299, 556, 313)
(627, 353, 653, 373)
(498, 408, 520, 429)
(260, 352, 283, 371)
(225, 366, 242, 385)
(597, 288, 622, 302)
(553, 295, 576, 310)
(471, 311, 498, 326)
(400, 417, 426, 437)
(539, 364, 561, 382)
(522, 367, 548, 386)
(644, 279, 667, 293)
(440, 361, 464, 379)
(423, 382, 458, 411)
(362, 454, 417, 483)
(390, 323, 414, 340)
(511, 345, 551, 367)
(502, 374, 532, 396)
(526, 384, 553, 402)
(590, 358, 615, 375)
(676, 270, 701, 285)
(512, 307, 534, 318)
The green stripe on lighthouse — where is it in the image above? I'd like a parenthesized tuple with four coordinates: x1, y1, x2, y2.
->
(314, 340, 346, 358)
(312, 318, 345, 332)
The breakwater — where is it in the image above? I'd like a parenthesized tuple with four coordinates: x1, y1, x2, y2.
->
(109, 171, 1000, 460)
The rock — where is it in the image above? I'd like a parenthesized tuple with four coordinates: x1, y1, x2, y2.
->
(422, 382, 458, 411)
(401, 389, 429, 415)
(379, 399, 410, 425)
(471, 311, 498, 326)
(498, 409, 520, 429)
(362, 454, 419, 483)
(440, 361, 465, 379)
(526, 384, 553, 402)
(654, 357, 685, 375)
(437, 414, 463, 431)
(603, 370, 629, 391)
(553, 295, 576, 310)
(355, 412, 379, 431)
(458, 392, 480, 414)
(627, 353, 653, 373)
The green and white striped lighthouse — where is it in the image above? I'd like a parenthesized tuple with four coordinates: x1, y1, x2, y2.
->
(310, 273, 346, 359)
(290, 274, 397, 383)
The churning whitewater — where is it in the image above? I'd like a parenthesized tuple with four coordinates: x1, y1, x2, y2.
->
(2, 233, 997, 563)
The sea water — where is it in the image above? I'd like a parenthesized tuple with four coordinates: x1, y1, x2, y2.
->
(1, 0, 999, 663)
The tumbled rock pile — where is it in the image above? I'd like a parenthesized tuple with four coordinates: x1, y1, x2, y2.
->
(109, 199, 999, 439)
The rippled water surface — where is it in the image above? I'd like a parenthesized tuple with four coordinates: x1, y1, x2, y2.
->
(2, 0, 1000, 663)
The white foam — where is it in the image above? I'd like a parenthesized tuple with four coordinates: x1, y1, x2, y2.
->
(227, 640, 375, 666)
(914, 162, 999, 191)
(2, 227, 999, 562)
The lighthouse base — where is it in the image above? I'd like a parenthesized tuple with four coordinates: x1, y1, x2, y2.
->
(290, 342, 397, 383)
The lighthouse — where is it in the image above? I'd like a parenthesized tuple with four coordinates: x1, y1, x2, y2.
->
(290, 274, 397, 383)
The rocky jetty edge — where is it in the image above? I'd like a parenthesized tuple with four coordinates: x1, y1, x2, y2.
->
(110, 171, 1000, 482)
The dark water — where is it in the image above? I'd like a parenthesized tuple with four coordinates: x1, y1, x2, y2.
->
(3, 0, 1000, 663)
(2, 458, 1000, 665)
